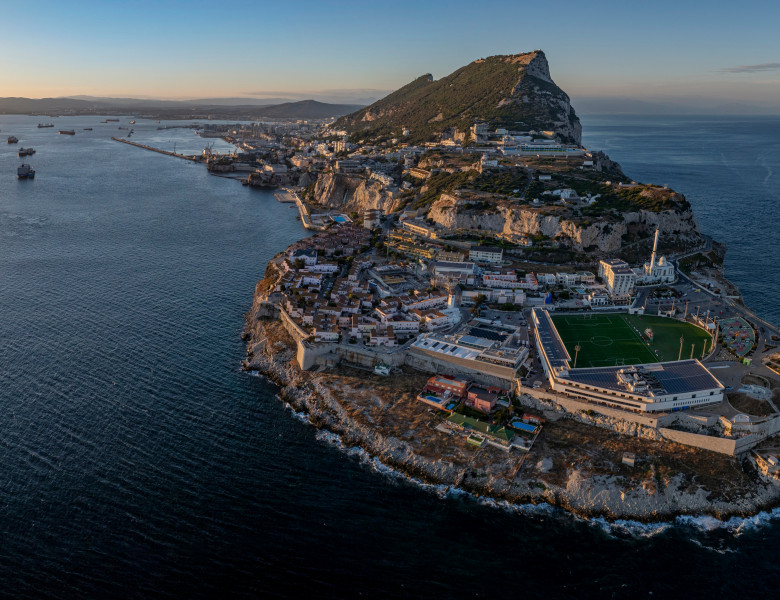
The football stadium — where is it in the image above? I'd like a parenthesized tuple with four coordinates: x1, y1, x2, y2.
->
(550, 313, 713, 368)
(532, 309, 723, 413)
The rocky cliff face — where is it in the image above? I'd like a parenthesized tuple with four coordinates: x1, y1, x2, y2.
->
(428, 194, 702, 252)
(311, 172, 400, 213)
(334, 50, 582, 145)
(499, 51, 582, 145)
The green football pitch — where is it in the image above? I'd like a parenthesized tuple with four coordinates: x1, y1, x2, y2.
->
(550, 313, 713, 368)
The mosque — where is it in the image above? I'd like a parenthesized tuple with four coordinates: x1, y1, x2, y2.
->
(637, 229, 675, 284)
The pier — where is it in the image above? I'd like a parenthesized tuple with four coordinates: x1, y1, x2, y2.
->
(289, 191, 327, 231)
(274, 188, 298, 203)
(111, 137, 201, 162)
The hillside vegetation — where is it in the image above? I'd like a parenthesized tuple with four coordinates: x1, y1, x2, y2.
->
(334, 51, 581, 145)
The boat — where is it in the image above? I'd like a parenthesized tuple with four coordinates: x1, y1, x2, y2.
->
(83, 127, 93, 131)
(17, 164, 35, 179)
(129, 120, 136, 124)
(17, 147, 35, 157)
(37, 123, 54, 128)
(7, 135, 19, 144)
(58, 130, 76, 135)
(105, 118, 119, 122)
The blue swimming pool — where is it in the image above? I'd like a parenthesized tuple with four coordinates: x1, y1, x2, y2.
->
(511, 421, 537, 433)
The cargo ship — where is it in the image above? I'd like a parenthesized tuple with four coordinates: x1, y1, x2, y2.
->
(17, 147, 35, 157)
(58, 130, 76, 135)
(17, 164, 35, 179)
(7, 135, 19, 143)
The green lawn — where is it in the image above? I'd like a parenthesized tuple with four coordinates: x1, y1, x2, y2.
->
(550, 313, 713, 368)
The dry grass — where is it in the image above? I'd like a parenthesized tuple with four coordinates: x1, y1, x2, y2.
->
(728, 393, 775, 418)
(525, 417, 754, 499)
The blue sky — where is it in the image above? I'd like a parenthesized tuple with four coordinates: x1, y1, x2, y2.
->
(1, 0, 778, 110)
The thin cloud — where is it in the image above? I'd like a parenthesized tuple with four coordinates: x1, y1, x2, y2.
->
(720, 62, 780, 73)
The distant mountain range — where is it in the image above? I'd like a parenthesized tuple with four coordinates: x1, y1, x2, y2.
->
(334, 50, 582, 144)
(0, 96, 363, 120)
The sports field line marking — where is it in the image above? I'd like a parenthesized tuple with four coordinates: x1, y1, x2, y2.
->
(562, 315, 614, 328)
(621, 315, 659, 363)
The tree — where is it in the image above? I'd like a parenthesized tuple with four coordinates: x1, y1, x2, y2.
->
(471, 294, 487, 315)
(293, 258, 305, 270)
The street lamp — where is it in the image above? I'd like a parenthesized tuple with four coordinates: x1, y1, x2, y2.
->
(574, 344, 581, 369)
(678, 336, 684, 361)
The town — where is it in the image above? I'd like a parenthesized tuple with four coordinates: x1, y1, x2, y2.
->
(251, 202, 780, 472)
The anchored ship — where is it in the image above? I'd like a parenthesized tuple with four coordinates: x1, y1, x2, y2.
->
(58, 130, 76, 135)
(17, 147, 35, 157)
(7, 135, 19, 143)
(37, 123, 54, 128)
(17, 164, 35, 179)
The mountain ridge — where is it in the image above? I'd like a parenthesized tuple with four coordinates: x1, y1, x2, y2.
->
(0, 97, 362, 120)
(334, 50, 581, 144)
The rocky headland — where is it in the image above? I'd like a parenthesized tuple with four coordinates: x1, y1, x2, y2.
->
(243, 297, 780, 522)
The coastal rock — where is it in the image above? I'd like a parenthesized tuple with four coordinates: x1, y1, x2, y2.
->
(311, 172, 400, 214)
(244, 289, 780, 522)
(428, 195, 702, 252)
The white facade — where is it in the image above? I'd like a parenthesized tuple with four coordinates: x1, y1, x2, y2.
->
(469, 246, 503, 264)
(599, 259, 636, 297)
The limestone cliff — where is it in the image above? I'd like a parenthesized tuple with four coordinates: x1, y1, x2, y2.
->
(310, 172, 401, 213)
(428, 194, 702, 252)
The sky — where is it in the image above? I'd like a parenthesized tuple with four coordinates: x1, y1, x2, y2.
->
(1, 0, 779, 112)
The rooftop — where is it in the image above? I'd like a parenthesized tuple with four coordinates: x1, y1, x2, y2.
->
(561, 360, 723, 398)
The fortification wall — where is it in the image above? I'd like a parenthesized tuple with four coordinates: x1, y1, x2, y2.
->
(279, 307, 309, 343)
(297, 340, 407, 371)
(405, 352, 515, 388)
(658, 428, 739, 455)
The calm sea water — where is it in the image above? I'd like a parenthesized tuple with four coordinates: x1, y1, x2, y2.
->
(1, 114, 779, 599)
(581, 114, 780, 326)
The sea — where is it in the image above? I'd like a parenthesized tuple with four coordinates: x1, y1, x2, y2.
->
(0, 114, 778, 599)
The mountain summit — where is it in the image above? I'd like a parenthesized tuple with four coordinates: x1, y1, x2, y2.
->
(334, 50, 581, 145)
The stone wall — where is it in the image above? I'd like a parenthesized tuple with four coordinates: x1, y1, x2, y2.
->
(297, 339, 407, 371)
(279, 307, 309, 343)
(404, 351, 515, 388)
(658, 428, 740, 455)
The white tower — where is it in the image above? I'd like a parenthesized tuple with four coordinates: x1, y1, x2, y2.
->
(649, 228, 659, 273)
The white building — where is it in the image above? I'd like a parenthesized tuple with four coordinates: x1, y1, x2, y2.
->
(363, 209, 382, 229)
(469, 246, 503, 265)
(289, 248, 318, 266)
(482, 271, 518, 288)
(638, 229, 675, 283)
(403, 220, 438, 239)
(599, 259, 636, 297)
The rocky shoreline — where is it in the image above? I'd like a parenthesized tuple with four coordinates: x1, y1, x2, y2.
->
(243, 300, 780, 523)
